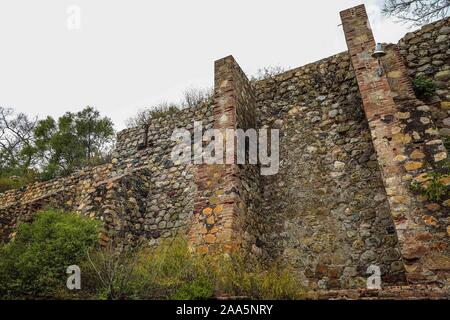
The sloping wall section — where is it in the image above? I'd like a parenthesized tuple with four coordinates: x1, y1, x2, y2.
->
(341, 4, 449, 286)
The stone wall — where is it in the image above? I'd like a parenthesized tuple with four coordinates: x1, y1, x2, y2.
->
(0, 6, 449, 293)
(397, 17, 450, 140)
(0, 103, 214, 245)
(253, 52, 406, 289)
(188, 56, 264, 257)
(0, 164, 112, 242)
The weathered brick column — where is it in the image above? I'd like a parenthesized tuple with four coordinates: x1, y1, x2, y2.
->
(189, 56, 259, 255)
(341, 5, 450, 285)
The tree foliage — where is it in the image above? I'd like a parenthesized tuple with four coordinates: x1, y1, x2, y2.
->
(383, 0, 450, 26)
(32, 106, 115, 179)
(0, 106, 115, 184)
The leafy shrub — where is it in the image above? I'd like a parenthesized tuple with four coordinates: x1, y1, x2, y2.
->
(125, 103, 180, 128)
(411, 172, 449, 201)
(412, 75, 436, 99)
(81, 242, 146, 300)
(0, 209, 100, 299)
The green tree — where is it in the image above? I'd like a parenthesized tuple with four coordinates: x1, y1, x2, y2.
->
(32, 107, 114, 179)
(75, 107, 115, 161)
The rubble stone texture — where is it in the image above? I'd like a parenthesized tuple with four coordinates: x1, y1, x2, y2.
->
(0, 4, 448, 295)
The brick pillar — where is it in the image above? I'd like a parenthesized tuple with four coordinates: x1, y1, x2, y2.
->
(189, 56, 256, 254)
(341, 5, 450, 285)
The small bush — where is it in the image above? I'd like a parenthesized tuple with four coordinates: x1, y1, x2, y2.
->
(125, 103, 180, 128)
(411, 172, 449, 201)
(251, 66, 287, 82)
(0, 172, 36, 193)
(412, 75, 436, 99)
(125, 88, 212, 128)
(0, 209, 100, 299)
(215, 254, 305, 300)
(170, 276, 215, 300)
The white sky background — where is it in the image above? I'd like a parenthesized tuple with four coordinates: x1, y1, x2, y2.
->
(0, 0, 421, 130)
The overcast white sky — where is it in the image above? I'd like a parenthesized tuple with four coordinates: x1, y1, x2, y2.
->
(0, 1, 419, 130)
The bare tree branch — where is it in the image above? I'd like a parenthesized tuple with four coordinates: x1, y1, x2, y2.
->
(383, 0, 450, 26)
(0, 106, 37, 172)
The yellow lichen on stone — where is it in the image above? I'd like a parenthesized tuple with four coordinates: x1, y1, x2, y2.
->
(387, 70, 402, 78)
(426, 203, 440, 211)
(441, 101, 450, 110)
(410, 149, 425, 159)
(395, 112, 410, 119)
(209, 197, 219, 204)
(414, 173, 431, 183)
(404, 161, 423, 171)
(392, 195, 410, 204)
(439, 175, 450, 186)
(213, 204, 223, 214)
(210, 226, 219, 234)
(206, 216, 215, 225)
(197, 245, 209, 254)
(202, 207, 213, 215)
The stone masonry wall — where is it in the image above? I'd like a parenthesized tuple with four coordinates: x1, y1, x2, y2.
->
(0, 103, 214, 245)
(253, 52, 406, 289)
(0, 164, 112, 242)
(397, 17, 450, 139)
(0, 8, 449, 293)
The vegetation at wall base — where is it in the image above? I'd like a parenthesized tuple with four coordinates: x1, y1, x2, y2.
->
(0, 213, 307, 300)
(81, 236, 307, 300)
